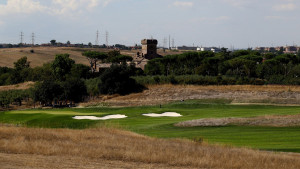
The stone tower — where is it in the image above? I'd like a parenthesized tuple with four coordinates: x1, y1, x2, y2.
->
(141, 39, 159, 60)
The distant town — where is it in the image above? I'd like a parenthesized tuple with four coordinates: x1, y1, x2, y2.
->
(0, 40, 299, 55)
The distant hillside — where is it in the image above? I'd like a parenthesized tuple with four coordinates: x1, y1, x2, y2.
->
(0, 47, 182, 68)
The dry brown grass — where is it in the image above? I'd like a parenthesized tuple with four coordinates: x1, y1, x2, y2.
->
(1, 126, 300, 169)
(0, 47, 89, 67)
(0, 81, 34, 91)
(87, 84, 300, 107)
(148, 84, 300, 92)
(176, 114, 300, 127)
(0, 47, 181, 68)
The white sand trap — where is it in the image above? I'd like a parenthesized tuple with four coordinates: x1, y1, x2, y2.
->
(143, 112, 182, 117)
(73, 114, 127, 120)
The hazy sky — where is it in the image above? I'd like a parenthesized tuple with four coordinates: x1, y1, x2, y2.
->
(0, 0, 300, 48)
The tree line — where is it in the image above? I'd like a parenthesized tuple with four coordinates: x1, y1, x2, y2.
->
(0, 51, 143, 109)
(144, 50, 300, 85)
(2, 49, 300, 109)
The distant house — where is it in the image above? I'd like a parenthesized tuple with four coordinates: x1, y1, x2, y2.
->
(197, 47, 221, 53)
(211, 47, 221, 53)
(284, 46, 298, 54)
(266, 47, 276, 52)
(198, 47, 210, 51)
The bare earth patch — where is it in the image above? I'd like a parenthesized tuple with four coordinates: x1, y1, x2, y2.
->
(175, 114, 300, 127)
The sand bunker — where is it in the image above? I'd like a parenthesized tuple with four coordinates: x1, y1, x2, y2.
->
(73, 114, 127, 120)
(175, 114, 300, 127)
(143, 112, 182, 117)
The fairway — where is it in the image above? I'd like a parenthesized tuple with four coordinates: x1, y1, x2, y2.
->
(1, 100, 300, 153)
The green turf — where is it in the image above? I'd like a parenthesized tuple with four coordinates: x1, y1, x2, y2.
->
(1, 100, 300, 152)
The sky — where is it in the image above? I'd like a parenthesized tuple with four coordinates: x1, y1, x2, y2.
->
(0, 0, 300, 49)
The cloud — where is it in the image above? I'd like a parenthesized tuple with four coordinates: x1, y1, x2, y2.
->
(272, 3, 297, 11)
(0, 0, 114, 16)
(51, 0, 114, 15)
(0, 0, 46, 15)
(173, 1, 194, 8)
(222, 0, 253, 8)
(190, 16, 230, 23)
(264, 15, 295, 21)
(215, 16, 230, 21)
(265, 16, 285, 20)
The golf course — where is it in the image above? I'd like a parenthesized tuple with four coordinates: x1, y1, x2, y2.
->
(2, 99, 300, 153)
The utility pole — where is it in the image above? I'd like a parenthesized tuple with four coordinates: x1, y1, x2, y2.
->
(105, 31, 109, 48)
(95, 30, 99, 46)
(163, 37, 167, 49)
(172, 38, 175, 48)
(20, 31, 24, 45)
(31, 33, 35, 46)
(169, 35, 171, 50)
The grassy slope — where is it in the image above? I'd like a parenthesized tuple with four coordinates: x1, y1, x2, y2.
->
(2, 126, 300, 169)
(0, 47, 90, 67)
(1, 100, 300, 152)
(0, 47, 181, 68)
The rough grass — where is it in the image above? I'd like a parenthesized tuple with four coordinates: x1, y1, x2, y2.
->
(0, 81, 34, 91)
(91, 84, 300, 107)
(0, 47, 89, 68)
(0, 47, 181, 68)
(175, 114, 300, 127)
(1, 126, 300, 169)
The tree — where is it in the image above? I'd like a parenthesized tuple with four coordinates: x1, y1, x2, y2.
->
(14, 57, 30, 71)
(99, 64, 145, 95)
(30, 63, 54, 81)
(70, 64, 91, 79)
(61, 77, 87, 103)
(9, 57, 31, 84)
(109, 55, 133, 63)
(32, 80, 63, 106)
(50, 40, 56, 46)
(82, 51, 108, 73)
(108, 50, 120, 58)
(51, 54, 75, 81)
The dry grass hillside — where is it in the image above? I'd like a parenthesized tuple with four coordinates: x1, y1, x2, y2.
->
(0, 47, 89, 67)
(0, 47, 182, 68)
(1, 126, 300, 169)
(1, 82, 300, 107)
(87, 84, 300, 107)
(0, 81, 34, 92)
